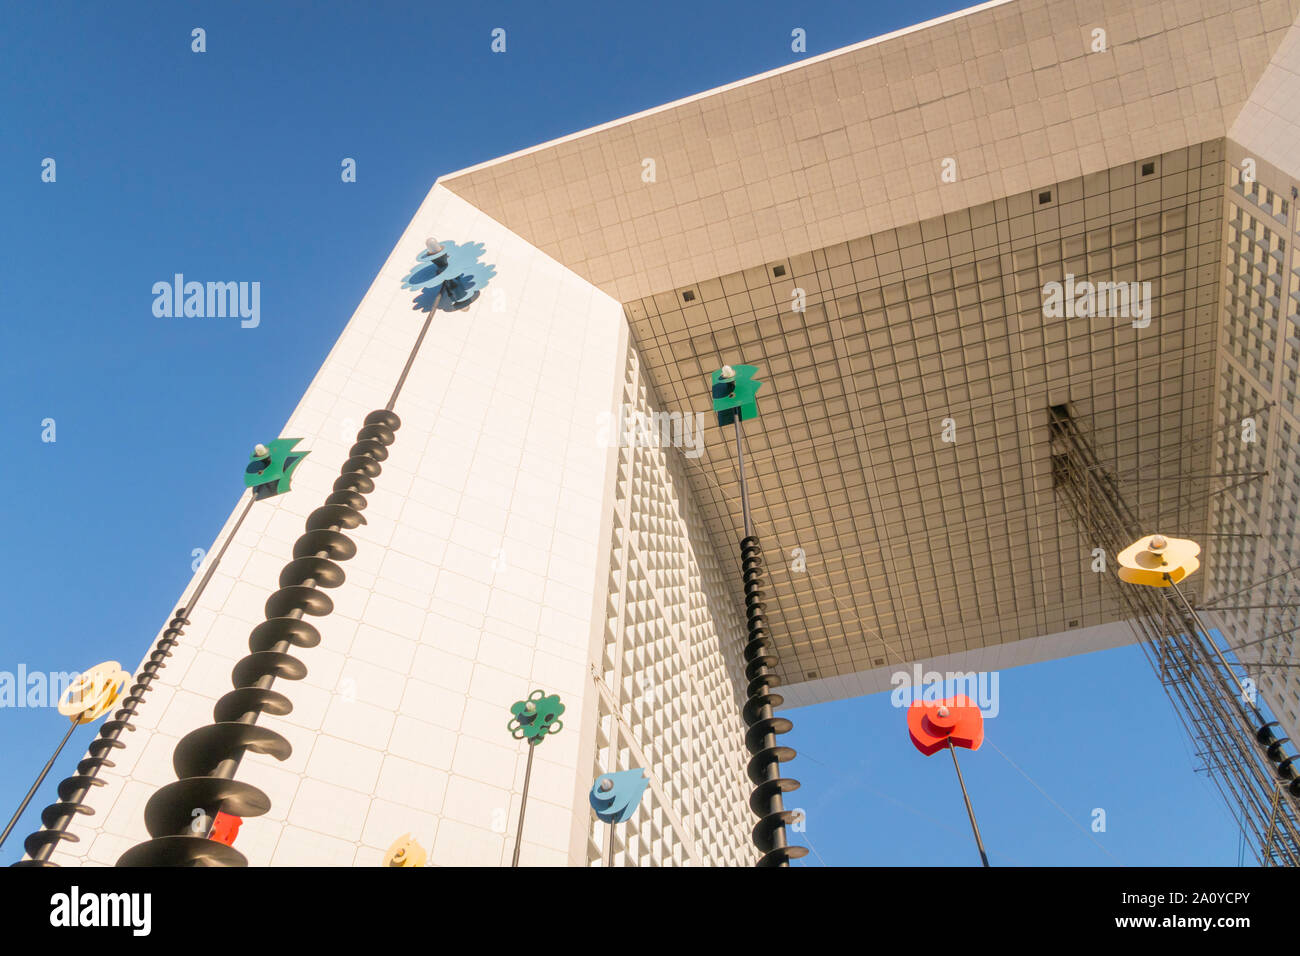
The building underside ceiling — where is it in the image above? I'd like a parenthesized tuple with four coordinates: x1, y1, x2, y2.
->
(625, 146, 1224, 686)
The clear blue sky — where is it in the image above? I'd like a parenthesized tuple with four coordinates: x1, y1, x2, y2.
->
(0, 0, 1241, 865)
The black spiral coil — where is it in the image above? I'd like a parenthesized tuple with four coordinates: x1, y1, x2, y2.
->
(1257, 722, 1300, 797)
(117, 410, 400, 866)
(13, 611, 193, 866)
(739, 534, 807, 867)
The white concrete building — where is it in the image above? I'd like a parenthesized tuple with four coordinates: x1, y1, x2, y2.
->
(28, 0, 1300, 865)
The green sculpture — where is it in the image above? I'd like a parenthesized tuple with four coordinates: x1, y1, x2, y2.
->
(508, 690, 565, 745)
(710, 364, 763, 426)
(244, 438, 308, 499)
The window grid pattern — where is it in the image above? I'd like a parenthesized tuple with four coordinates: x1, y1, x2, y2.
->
(1224, 200, 1286, 389)
(586, 343, 754, 866)
(1285, 240, 1300, 412)
(1214, 366, 1271, 526)
(1229, 164, 1292, 226)
(1209, 156, 1300, 743)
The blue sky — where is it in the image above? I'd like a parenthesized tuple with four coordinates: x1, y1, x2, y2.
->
(0, 0, 1241, 865)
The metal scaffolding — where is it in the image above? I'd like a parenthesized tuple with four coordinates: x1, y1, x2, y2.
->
(1048, 404, 1300, 866)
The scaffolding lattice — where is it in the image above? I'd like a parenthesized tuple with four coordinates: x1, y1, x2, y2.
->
(1049, 404, 1300, 867)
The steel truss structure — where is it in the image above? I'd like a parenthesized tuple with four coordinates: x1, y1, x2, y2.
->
(1049, 404, 1300, 866)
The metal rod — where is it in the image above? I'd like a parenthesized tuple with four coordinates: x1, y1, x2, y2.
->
(1065, 400, 1274, 485)
(0, 719, 78, 850)
(947, 738, 989, 867)
(1168, 576, 1262, 719)
(184, 496, 256, 617)
(22, 494, 258, 864)
(1264, 784, 1283, 866)
(387, 287, 444, 411)
(734, 417, 752, 538)
(1198, 604, 1299, 612)
(512, 742, 536, 867)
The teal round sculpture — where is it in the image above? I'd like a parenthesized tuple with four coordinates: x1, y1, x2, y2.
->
(507, 690, 564, 745)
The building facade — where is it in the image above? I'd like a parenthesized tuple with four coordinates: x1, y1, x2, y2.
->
(27, 0, 1300, 865)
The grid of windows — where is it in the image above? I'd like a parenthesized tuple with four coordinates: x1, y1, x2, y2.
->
(1224, 201, 1286, 389)
(1214, 366, 1271, 526)
(1209, 156, 1300, 742)
(1230, 164, 1292, 226)
(586, 343, 755, 866)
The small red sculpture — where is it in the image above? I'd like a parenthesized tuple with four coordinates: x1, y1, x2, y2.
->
(907, 695, 985, 756)
(209, 811, 243, 846)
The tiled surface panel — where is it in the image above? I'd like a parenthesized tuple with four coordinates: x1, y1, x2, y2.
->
(44, 185, 627, 867)
(1229, 17, 1300, 175)
(628, 147, 1225, 699)
(440, 0, 1300, 304)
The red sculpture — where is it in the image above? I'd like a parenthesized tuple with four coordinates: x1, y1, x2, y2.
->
(907, 695, 985, 756)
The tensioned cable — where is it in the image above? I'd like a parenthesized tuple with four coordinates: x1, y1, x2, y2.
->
(797, 750, 1028, 866)
(685, 442, 915, 668)
(985, 740, 1123, 865)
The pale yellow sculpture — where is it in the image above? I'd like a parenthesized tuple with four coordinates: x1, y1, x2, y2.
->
(383, 833, 427, 867)
(1117, 534, 1201, 587)
(57, 661, 130, 724)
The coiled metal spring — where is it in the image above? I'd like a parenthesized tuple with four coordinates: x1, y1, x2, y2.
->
(739, 535, 807, 867)
(14, 612, 192, 866)
(117, 410, 400, 866)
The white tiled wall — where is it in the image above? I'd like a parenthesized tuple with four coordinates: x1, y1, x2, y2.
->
(586, 341, 756, 866)
(442, 0, 1300, 304)
(1229, 17, 1300, 178)
(43, 183, 628, 866)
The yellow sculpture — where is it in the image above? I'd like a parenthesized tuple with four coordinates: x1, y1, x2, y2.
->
(1117, 534, 1201, 587)
(383, 833, 426, 867)
(57, 661, 130, 723)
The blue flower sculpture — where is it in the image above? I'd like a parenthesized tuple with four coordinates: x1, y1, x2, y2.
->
(589, 769, 650, 824)
(401, 239, 497, 312)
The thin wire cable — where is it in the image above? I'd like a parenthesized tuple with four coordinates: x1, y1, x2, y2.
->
(986, 740, 1123, 865)
(686, 439, 916, 668)
(797, 750, 1029, 866)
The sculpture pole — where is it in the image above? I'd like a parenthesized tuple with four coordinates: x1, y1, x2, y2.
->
(507, 689, 565, 867)
(0, 720, 78, 851)
(710, 365, 807, 867)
